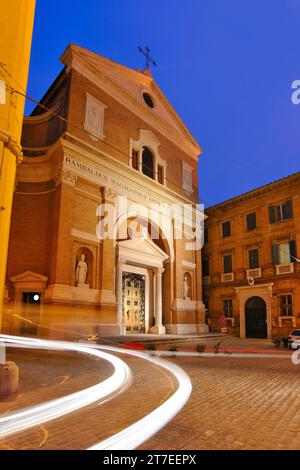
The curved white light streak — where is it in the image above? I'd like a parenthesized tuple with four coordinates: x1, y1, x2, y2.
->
(0, 335, 290, 451)
(87, 345, 291, 450)
(0, 335, 132, 439)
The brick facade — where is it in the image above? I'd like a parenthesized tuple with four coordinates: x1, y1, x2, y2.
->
(203, 172, 300, 338)
(3, 44, 207, 338)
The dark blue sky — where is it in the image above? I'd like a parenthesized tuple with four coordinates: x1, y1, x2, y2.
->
(26, 0, 300, 206)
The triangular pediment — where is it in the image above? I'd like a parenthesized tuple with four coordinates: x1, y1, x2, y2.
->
(118, 238, 169, 264)
(61, 44, 201, 156)
(10, 271, 48, 283)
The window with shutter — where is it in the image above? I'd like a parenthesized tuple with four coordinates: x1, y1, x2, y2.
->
(282, 201, 293, 220)
(272, 241, 296, 265)
(272, 244, 280, 265)
(157, 165, 164, 184)
(289, 240, 297, 262)
(132, 149, 139, 170)
(269, 201, 293, 223)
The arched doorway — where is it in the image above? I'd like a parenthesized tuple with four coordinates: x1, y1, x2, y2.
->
(245, 296, 267, 338)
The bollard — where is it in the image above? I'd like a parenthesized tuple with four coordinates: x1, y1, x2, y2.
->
(0, 342, 19, 400)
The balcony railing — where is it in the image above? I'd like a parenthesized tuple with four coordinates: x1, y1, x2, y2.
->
(221, 272, 234, 282)
(246, 268, 261, 279)
(203, 276, 211, 285)
(275, 263, 294, 275)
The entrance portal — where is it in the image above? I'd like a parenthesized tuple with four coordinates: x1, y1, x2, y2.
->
(122, 273, 145, 334)
(21, 292, 41, 336)
(245, 296, 267, 338)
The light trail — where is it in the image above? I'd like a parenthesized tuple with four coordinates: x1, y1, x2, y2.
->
(0, 335, 292, 450)
(0, 335, 132, 439)
(86, 345, 292, 450)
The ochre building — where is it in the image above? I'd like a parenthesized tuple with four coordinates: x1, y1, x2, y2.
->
(4, 44, 207, 338)
(203, 172, 300, 339)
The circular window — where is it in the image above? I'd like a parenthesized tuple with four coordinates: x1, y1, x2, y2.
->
(143, 92, 154, 108)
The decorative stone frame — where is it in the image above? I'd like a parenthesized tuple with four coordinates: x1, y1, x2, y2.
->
(235, 283, 273, 338)
(129, 129, 167, 185)
(9, 271, 48, 334)
(277, 291, 296, 327)
(84, 92, 107, 141)
(71, 240, 99, 290)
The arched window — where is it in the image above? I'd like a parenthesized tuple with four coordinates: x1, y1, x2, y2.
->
(142, 146, 154, 179)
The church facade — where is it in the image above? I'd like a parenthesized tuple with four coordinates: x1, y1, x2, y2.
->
(3, 44, 207, 338)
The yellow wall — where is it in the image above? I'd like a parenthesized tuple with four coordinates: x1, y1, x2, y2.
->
(0, 1, 36, 329)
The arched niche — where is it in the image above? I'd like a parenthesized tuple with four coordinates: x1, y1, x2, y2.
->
(75, 247, 94, 288)
(183, 271, 193, 300)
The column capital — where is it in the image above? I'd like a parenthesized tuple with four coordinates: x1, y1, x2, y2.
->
(157, 266, 165, 276)
(102, 186, 118, 202)
(55, 168, 77, 187)
(119, 255, 127, 265)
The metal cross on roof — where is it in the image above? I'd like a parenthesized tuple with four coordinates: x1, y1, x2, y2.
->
(138, 46, 157, 70)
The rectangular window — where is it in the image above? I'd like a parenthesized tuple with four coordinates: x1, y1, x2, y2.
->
(223, 299, 233, 317)
(132, 149, 139, 170)
(204, 227, 209, 243)
(272, 240, 296, 265)
(222, 221, 231, 238)
(248, 248, 259, 269)
(280, 295, 293, 316)
(223, 254, 233, 273)
(246, 212, 257, 231)
(157, 165, 164, 184)
(269, 200, 293, 223)
(202, 259, 210, 277)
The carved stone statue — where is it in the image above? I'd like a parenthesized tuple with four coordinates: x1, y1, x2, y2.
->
(76, 254, 88, 286)
(183, 275, 189, 300)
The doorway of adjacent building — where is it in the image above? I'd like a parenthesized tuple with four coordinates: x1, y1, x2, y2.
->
(245, 296, 267, 338)
(122, 273, 145, 334)
(21, 292, 41, 336)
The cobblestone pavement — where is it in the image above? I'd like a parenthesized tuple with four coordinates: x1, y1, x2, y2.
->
(1, 342, 300, 450)
(141, 355, 300, 450)
(0, 348, 176, 450)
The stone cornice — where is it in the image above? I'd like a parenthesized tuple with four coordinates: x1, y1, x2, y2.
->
(205, 172, 300, 216)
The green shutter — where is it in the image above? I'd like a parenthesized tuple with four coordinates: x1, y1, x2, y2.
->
(289, 240, 297, 262)
(272, 244, 280, 265)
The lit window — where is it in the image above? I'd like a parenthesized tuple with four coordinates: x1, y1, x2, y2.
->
(272, 240, 296, 265)
(269, 201, 293, 223)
